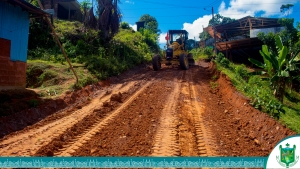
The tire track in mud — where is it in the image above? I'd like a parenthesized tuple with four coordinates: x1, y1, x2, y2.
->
(0, 79, 149, 156)
(151, 71, 183, 156)
(67, 69, 181, 156)
(159, 66, 217, 157)
(174, 70, 199, 156)
(187, 67, 216, 156)
(50, 81, 153, 156)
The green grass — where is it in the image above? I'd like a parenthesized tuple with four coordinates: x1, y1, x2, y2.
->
(27, 60, 97, 98)
(210, 81, 218, 90)
(215, 61, 300, 133)
(189, 48, 212, 61)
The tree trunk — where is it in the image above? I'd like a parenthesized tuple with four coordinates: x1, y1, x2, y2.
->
(275, 77, 286, 103)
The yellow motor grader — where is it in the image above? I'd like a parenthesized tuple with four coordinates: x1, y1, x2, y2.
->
(152, 30, 195, 71)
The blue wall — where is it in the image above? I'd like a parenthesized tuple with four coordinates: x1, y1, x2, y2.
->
(0, 1, 30, 62)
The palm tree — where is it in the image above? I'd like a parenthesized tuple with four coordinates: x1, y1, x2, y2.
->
(97, 0, 121, 40)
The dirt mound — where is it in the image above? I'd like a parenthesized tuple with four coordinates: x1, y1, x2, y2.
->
(0, 82, 102, 138)
(0, 89, 43, 117)
(110, 92, 123, 103)
(202, 61, 296, 156)
(0, 64, 150, 139)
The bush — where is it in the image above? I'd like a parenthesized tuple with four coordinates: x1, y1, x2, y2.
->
(26, 62, 51, 87)
(203, 47, 213, 56)
(72, 75, 97, 90)
(234, 64, 248, 80)
(248, 75, 263, 86)
(215, 52, 225, 62)
(38, 70, 57, 83)
(28, 20, 157, 84)
(220, 57, 230, 68)
(189, 47, 213, 61)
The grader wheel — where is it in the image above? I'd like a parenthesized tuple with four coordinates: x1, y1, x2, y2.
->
(179, 53, 189, 70)
(187, 53, 195, 66)
(152, 55, 161, 71)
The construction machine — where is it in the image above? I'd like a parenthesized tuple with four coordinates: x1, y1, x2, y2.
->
(152, 30, 195, 71)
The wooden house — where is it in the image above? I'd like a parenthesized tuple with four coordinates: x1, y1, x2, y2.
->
(204, 16, 283, 63)
(0, 0, 47, 90)
(42, 0, 83, 21)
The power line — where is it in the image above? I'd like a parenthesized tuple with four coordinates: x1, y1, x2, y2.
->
(122, 11, 300, 18)
(205, 0, 222, 8)
(120, 2, 298, 10)
(132, 0, 203, 8)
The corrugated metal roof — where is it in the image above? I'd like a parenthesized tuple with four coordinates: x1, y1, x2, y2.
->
(204, 16, 281, 40)
(58, 0, 81, 11)
(0, 0, 48, 17)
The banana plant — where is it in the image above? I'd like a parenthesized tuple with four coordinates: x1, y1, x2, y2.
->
(249, 35, 300, 102)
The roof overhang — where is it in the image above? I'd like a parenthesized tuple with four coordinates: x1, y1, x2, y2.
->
(203, 16, 281, 40)
(1, 0, 48, 17)
(58, 0, 81, 11)
(216, 38, 263, 51)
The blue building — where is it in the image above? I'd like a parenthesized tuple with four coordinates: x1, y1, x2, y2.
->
(0, 0, 47, 89)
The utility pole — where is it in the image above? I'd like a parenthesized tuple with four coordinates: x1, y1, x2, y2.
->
(212, 7, 217, 56)
(37, 0, 79, 83)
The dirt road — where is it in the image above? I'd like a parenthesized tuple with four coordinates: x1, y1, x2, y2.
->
(0, 61, 295, 157)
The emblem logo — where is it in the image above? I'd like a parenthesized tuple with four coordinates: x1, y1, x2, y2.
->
(276, 143, 299, 168)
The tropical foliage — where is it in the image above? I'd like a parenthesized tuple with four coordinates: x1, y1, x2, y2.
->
(249, 35, 300, 102)
(208, 14, 235, 26)
(199, 31, 211, 41)
(138, 14, 160, 34)
(28, 18, 157, 81)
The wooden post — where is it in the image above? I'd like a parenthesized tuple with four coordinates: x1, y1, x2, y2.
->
(226, 43, 228, 59)
(212, 7, 217, 55)
(44, 17, 78, 83)
(37, 0, 78, 83)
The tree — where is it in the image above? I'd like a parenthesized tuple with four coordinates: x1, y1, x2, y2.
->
(139, 28, 159, 53)
(80, 0, 92, 23)
(199, 30, 211, 41)
(80, 0, 92, 12)
(280, 4, 294, 16)
(296, 22, 300, 52)
(120, 22, 131, 30)
(138, 14, 160, 34)
(97, 0, 121, 40)
(257, 18, 298, 55)
(208, 14, 235, 26)
(249, 35, 300, 102)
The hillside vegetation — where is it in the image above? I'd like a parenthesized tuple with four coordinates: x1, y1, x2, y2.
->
(27, 19, 159, 95)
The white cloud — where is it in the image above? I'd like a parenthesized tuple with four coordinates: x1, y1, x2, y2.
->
(180, 0, 298, 40)
(125, 0, 134, 4)
(159, 32, 167, 44)
(182, 15, 212, 40)
(219, 0, 298, 18)
(129, 24, 137, 31)
(218, 1, 253, 18)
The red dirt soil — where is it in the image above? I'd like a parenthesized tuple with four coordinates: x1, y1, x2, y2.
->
(0, 61, 297, 158)
(201, 61, 296, 156)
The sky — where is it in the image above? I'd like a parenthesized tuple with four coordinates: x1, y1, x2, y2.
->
(80, 0, 300, 47)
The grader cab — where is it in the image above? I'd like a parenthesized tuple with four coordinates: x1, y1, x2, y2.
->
(152, 30, 195, 71)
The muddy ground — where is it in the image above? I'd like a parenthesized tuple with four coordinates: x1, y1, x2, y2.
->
(0, 61, 296, 158)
